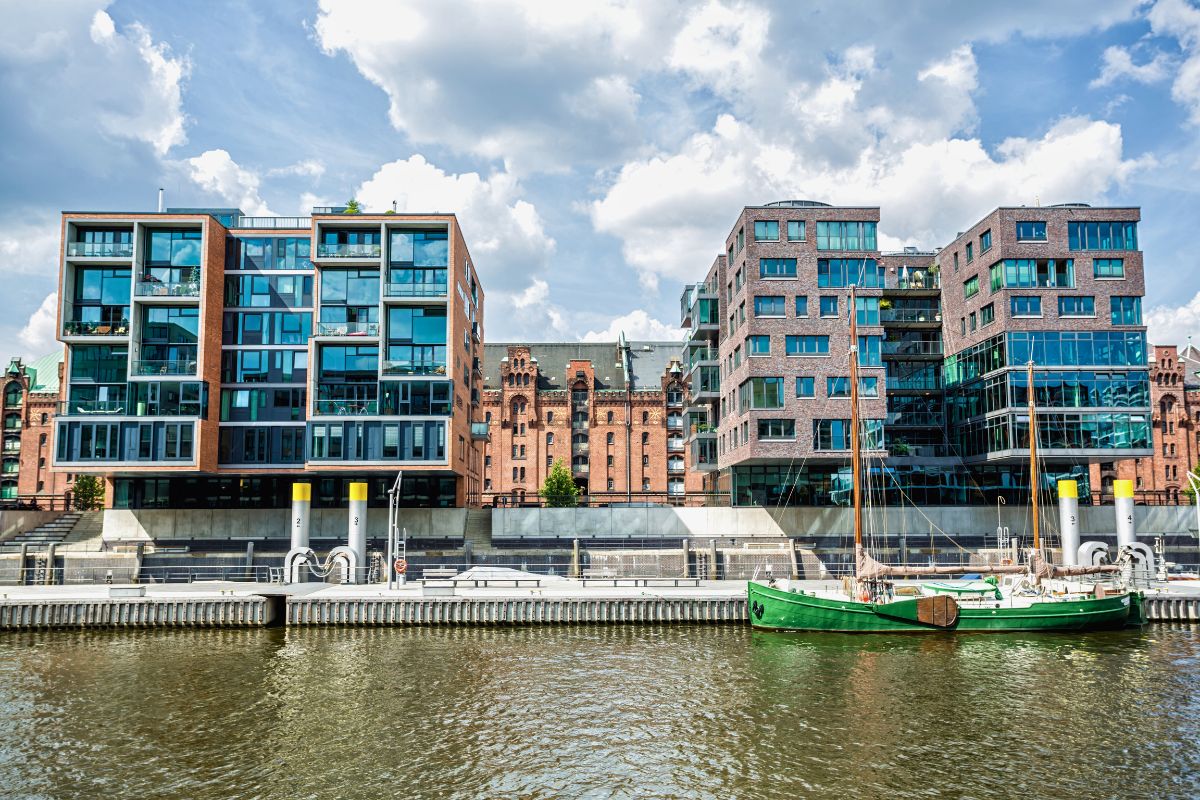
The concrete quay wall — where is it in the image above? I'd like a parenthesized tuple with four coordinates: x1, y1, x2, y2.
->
(102, 508, 469, 544)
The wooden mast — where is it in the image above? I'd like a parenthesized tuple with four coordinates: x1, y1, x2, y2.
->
(849, 285, 863, 561)
(1028, 359, 1040, 550)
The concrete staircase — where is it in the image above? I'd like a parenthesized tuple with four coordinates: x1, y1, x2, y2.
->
(0, 513, 82, 552)
(0, 511, 105, 553)
(463, 508, 493, 554)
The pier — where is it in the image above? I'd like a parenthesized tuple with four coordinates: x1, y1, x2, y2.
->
(0, 579, 1195, 630)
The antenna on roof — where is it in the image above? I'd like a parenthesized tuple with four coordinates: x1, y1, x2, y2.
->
(1035, 195, 1040, 207)
(392, 200, 398, 212)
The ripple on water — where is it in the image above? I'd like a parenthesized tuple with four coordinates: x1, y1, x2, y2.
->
(0, 626, 1195, 799)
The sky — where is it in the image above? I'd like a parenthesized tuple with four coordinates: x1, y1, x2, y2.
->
(2, 0, 1200, 363)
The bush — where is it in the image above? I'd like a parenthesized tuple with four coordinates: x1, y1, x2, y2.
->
(540, 458, 581, 507)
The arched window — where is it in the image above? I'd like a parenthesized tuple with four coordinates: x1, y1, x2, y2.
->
(0, 479, 15, 500)
(606, 411, 614, 423)
(507, 374, 514, 386)
(485, 411, 492, 422)
(642, 411, 649, 424)
(3, 414, 19, 431)
(572, 432, 588, 444)
(546, 432, 554, 446)
(606, 432, 614, 445)
(39, 413, 47, 425)
(547, 412, 554, 423)
(3, 382, 20, 407)
(641, 432, 649, 445)
(642, 455, 649, 467)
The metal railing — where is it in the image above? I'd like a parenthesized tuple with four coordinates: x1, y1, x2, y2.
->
(890, 274, 940, 290)
(316, 321, 379, 337)
(67, 242, 133, 258)
(56, 400, 127, 416)
(384, 282, 448, 297)
(131, 359, 197, 377)
(881, 309, 941, 324)
(0, 494, 74, 511)
(234, 216, 311, 229)
(135, 280, 200, 297)
(316, 243, 381, 259)
(667, 440, 685, 452)
(882, 340, 943, 356)
(382, 360, 447, 376)
(489, 491, 733, 508)
(313, 399, 379, 416)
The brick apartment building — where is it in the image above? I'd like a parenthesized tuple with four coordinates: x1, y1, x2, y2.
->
(689, 200, 1153, 505)
(1091, 343, 1200, 503)
(51, 206, 486, 509)
(479, 339, 704, 504)
(2, 353, 71, 507)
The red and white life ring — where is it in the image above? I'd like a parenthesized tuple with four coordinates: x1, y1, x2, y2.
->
(394, 558, 408, 575)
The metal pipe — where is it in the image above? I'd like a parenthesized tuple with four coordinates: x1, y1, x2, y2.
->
(1057, 479, 1080, 566)
(157, 188, 164, 213)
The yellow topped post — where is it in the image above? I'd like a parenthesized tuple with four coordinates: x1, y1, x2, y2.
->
(1114, 479, 1136, 547)
(1057, 479, 1080, 566)
(347, 482, 368, 582)
(290, 482, 312, 552)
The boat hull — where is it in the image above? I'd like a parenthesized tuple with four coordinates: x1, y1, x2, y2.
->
(748, 582, 1135, 633)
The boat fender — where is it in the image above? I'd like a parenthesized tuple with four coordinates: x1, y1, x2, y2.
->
(858, 589, 870, 603)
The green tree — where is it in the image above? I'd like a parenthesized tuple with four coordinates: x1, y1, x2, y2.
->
(1185, 465, 1200, 503)
(343, 199, 362, 214)
(72, 475, 104, 510)
(540, 458, 581, 507)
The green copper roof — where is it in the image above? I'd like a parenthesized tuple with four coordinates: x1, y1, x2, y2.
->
(24, 350, 64, 394)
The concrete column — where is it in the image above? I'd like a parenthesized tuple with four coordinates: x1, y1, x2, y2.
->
(290, 482, 311, 551)
(708, 539, 719, 581)
(348, 482, 368, 573)
(571, 538, 581, 578)
(681, 538, 690, 578)
(1114, 479, 1136, 548)
(1057, 479, 1081, 567)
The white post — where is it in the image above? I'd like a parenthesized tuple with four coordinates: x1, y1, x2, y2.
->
(291, 482, 311, 552)
(347, 482, 368, 583)
(157, 188, 164, 212)
(1057, 479, 1080, 566)
(1114, 479, 1136, 548)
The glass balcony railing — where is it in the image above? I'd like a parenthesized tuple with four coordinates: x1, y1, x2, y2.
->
(686, 348, 719, 368)
(667, 439, 685, 452)
(316, 321, 379, 337)
(881, 309, 941, 324)
(385, 281, 448, 298)
(313, 399, 379, 415)
(666, 416, 684, 429)
(131, 359, 197, 376)
(882, 340, 944, 356)
(63, 316, 130, 337)
(2, 441, 20, 454)
(57, 400, 127, 416)
(67, 242, 133, 258)
(316, 243, 382, 259)
(382, 359, 447, 376)
(571, 463, 589, 475)
(135, 279, 200, 297)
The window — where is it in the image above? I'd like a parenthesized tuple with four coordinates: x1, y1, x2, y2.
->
(857, 336, 882, 366)
(966, 242, 974, 263)
(759, 258, 797, 278)
(1068, 221, 1137, 251)
(817, 259, 884, 288)
(787, 220, 805, 241)
(785, 335, 830, 356)
(980, 229, 992, 253)
(642, 411, 649, 424)
(754, 220, 778, 241)
(964, 275, 980, 299)
(547, 433, 554, 447)
(757, 419, 795, 440)
(969, 312, 977, 332)
(1094, 258, 1125, 278)
(1010, 296, 1042, 317)
(605, 411, 613, 423)
(980, 303, 995, 326)
(738, 377, 785, 409)
(827, 377, 850, 398)
(859, 376, 879, 397)
(737, 227, 744, 252)
(1058, 296, 1095, 317)
(754, 296, 786, 316)
(820, 296, 838, 317)
(734, 268, 745, 290)
(992, 259, 1074, 289)
(642, 455, 650, 467)
(855, 297, 879, 325)
(796, 376, 815, 398)
(953, 252, 959, 271)
(748, 335, 771, 355)
(1016, 221, 1047, 241)
(814, 419, 883, 451)
(606, 432, 614, 444)
(815, 221, 877, 251)
(1111, 296, 1142, 325)
(642, 432, 649, 444)
(795, 296, 808, 317)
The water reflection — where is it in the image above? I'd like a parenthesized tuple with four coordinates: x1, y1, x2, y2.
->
(0, 626, 1195, 799)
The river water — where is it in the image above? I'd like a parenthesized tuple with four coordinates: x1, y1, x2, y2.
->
(0, 625, 1197, 799)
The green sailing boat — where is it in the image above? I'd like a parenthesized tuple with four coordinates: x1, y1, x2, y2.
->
(748, 287, 1143, 633)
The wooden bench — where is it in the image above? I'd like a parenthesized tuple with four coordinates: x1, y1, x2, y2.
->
(579, 577, 702, 588)
(452, 578, 543, 588)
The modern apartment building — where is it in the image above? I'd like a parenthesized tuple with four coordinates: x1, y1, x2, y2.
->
(480, 340, 703, 504)
(52, 207, 485, 509)
(686, 201, 1153, 506)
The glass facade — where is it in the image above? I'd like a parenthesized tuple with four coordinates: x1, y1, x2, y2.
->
(815, 221, 877, 251)
(1068, 221, 1137, 251)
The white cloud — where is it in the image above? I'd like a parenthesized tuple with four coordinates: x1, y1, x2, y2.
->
(1090, 45, 1173, 88)
(183, 149, 274, 216)
(313, 0, 677, 172)
(355, 154, 555, 292)
(667, 0, 769, 98)
(1147, 291, 1200, 348)
(0, 219, 60, 277)
(592, 114, 1149, 287)
(18, 292, 59, 354)
(1147, 0, 1200, 123)
(582, 309, 682, 342)
(267, 159, 326, 179)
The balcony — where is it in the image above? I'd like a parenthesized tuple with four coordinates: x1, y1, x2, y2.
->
(136, 279, 200, 298)
(686, 348, 719, 371)
(316, 321, 379, 337)
(382, 359, 447, 376)
(667, 438, 685, 452)
(62, 311, 130, 337)
(882, 340, 943, 358)
(571, 463, 589, 475)
(471, 422, 490, 441)
(67, 242, 133, 258)
(572, 442, 590, 454)
(881, 309, 941, 324)
(313, 399, 379, 416)
(131, 359, 197, 377)
(57, 400, 126, 416)
(385, 280, 448, 298)
(2, 441, 20, 454)
(667, 461, 686, 474)
(316, 243, 381, 259)
(888, 273, 941, 290)
(666, 415, 684, 429)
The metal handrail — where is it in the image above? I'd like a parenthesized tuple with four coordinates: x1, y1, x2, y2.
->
(135, 280, 200, 297)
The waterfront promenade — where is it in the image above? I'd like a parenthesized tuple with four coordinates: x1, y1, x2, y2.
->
(2, 575, 1198, 629)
